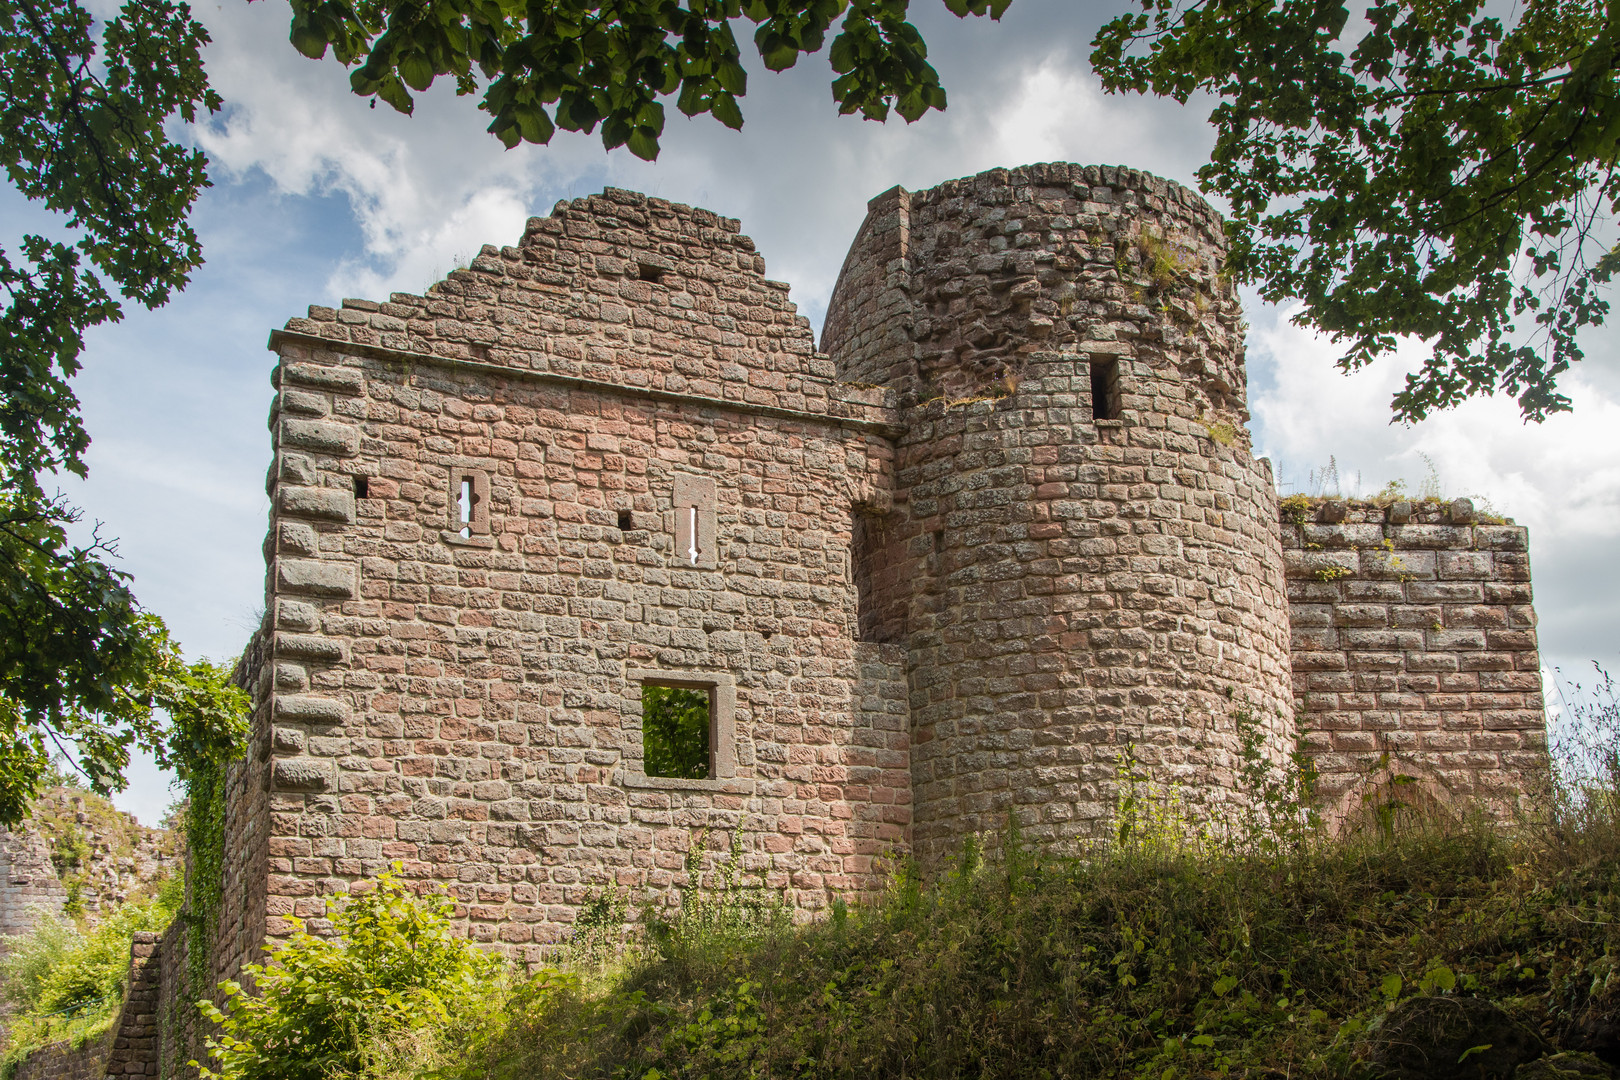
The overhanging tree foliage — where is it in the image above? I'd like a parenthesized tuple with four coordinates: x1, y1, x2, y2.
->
(1092, 0, 1620, 422)
(282, 0, 1009, 158)
(0, 0, 243, 821)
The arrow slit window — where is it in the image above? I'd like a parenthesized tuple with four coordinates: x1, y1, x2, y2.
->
(672, 475, 717, 569)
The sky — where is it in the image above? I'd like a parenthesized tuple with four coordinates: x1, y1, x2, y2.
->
(33, 0, 1620, 823)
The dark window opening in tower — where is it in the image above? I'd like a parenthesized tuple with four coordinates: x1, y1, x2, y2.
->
(853, 511, 897, 643)
(1090, 359, 1121, 420)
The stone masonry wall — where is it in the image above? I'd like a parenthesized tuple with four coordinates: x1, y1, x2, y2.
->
(0, 829, 66, 943)
(12, 1029, 113, 1080)
(827, 164, 1294, 865)
(214, 166, 1547, 968)
(211, 633, 272, 993)
(11, 931, 162, 1080)
(1281, 496, 1546, 819)
(246, 189, 908, 960)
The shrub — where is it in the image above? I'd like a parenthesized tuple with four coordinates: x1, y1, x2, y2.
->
(0, 875, 182, 1074)
(198, 864, 503, 1080)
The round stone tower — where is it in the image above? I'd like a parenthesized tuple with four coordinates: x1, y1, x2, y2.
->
(825, 163, 1295, 864)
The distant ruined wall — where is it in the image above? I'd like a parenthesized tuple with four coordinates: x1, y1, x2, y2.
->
(0, 786, 175, 955)
(1280, 497, 1546, 818)
(0, 830, 66, 943)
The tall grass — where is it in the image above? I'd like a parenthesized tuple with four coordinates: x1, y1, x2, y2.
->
(443, 681, 1620, 1080)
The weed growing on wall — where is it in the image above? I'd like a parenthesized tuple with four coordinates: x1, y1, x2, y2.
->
(151, 658, 248, 1009)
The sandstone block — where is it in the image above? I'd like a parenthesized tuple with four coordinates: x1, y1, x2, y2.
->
(281, 362, 363, 394)
(275, 599, 322, 631)
(280, 418, 360, 456)
(278, 486, 356, 523)
(275, 695, 351, 723)
(273, 759, 335, 793)
(276, 560, 356, 598)
(274, 634, 346, 662)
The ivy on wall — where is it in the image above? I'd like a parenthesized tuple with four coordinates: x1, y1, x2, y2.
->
(151, 658, 248, 1004)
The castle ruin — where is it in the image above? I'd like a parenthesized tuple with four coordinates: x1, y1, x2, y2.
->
(203, 161, 1547, 982)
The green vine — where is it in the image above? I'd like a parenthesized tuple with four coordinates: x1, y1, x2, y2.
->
(151, 659, 249, 1024)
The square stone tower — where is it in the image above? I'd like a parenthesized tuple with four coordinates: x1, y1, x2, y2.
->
(218, 190, 911, 971)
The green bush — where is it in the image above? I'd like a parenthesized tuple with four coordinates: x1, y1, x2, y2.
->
(198, 865, 503, 1080)
(0, 874, 182, 1074)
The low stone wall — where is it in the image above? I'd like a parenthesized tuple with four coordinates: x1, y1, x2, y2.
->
(12, 1029, 113, 1080)
(1281, 496, 1546, 820)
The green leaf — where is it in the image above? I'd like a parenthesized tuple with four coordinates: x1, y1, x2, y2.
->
(398, 52, 436, 92)
(711, 91, 744, 129)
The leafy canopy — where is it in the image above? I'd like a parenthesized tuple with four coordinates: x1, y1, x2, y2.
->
(1092, 0, 1620, 421)
(283, 0, 1010, 159)
(0, 0, 240, 817)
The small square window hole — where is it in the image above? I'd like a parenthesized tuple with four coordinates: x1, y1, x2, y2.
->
(638, 263, 666, 284)
(618, 509, 633, 531)
(641, 684, 711, 779)
(353, 475, 369, 499)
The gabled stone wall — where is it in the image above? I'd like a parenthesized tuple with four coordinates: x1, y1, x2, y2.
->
(248, 190, 904, 959)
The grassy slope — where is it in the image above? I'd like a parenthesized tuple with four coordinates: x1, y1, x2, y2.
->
(459, 820, 1620, 1080)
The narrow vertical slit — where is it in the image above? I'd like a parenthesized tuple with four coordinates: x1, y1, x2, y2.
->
(1090, 359, 1121, 420)
(687, 506, 699, 564)
(459, 478, 472, 538)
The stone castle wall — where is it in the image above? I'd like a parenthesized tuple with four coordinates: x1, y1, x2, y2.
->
(248, 189, 906, 958)
(0, 829, 66, 944)
(203, 163, 1544, 966)
(1280, 497, 1545, 819)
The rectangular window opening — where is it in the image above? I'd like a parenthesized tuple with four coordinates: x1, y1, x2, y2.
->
(638, 263, 666, 284)
(458, 478, 473, 538)
(1089, 359, 1121, 420)
(852, 511, 892, 643)
(641, 683, 712, 780)
(353, 475, 369, 499)
(618, 509, 633, 531)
